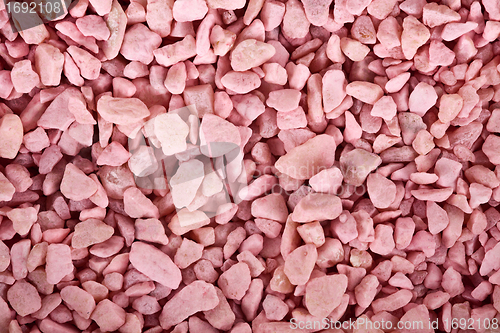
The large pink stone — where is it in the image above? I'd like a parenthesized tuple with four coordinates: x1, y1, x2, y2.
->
(275, 134, 337, 180)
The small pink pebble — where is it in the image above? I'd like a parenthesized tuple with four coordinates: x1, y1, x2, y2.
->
(132, 295, 161, 315)
(72, 219, 114, 249)
(340, 37, 370, 62)
(305, 274, 347, 317)
(262, 294, 288, 321)
(75, 15, 110, 41)
(262, 63, 287, 85)
(345, 81, 384, 104)
(60, 163, 98, 201)
(129, 241, 182, 289)
(159, 280, 219, 329)
(45, 244, 73, 285)
(90, 299, 126, 332)
(7, 279, 41, 316)
(482, 134, 500, 165)
(218, 262, 251, 300)
(172, 0, 208, 22)
(123, 187, 159, 219)
(438, 93, 463, 123)
(367, 173, 397, 209)
(371, 289, 413, 313)
(60, 286, 96, 320)
(174, 238, 204, 269)
(354, 274, 379, 308)
(230, 39, 275, 72)
(275, 134, 336, 179)
(369, 224, 395, 255)
(423, 291, 450, 310)
(426, 201, 449, 235)
(0, 114, 23, 160)
(441, 267, 465, 297)
(134, 218, 169, 245)
(34, 43, 64, 87)
(7, 207, 37, 236)
(422, 3, 460, 28)
(292, 192, 342, 222)
(388, 272, 413, 289)
(284, 244, 317, 285)
(96, 141, 131, 166)
(266, 89, 301, 113)
(11, 240, 29, 279)
(66, 46, 101, 80)
(371, 96, 397, 120)
(401, 16, 430, 59)
(11, 60, 40, 94)
(221, 71, 261, 94)
(203, 286, 235, 330)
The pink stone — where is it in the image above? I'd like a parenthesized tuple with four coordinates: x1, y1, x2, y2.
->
(401, 16, 430, 60)
(308, 167, 343, 194)
(371, 289, 413, 313)
(0, 114, 23, 159)
(173, 0, 208, 21)
(267, 89, 301, 113)
(134, 218, 169, 245)
(7, 280, 41, 316)
(345, 81, 384, 104)
(483, 134, 500, 165)
(91, 299, 126, 332)
(203, 287, 235, 330)
(262, 294, 288, 321)
(129, 241, 182, 289)
(7, 207, 37, 236)
(72, 219, 114, 249)
(251, 193, 289, 223)
(34, 43, 64, 86)
(441, 22, 479, 41)
(159, 281, 219, 329)
(97, 95, 150, 125)
(322, 70, 346, 113)
(354, 274, 379, 308)
(76, 15, 110, 41)
(292, 192, 342, 222)
(426, 201, 449, 235)
(301, 0, 332, 25)
(282, 0, 310, 39)
(60, 163, 98, 201)
(66, 46, 101, 80)
(46, 244, 73, 285)
(218, 262, 251, 300)
(11, 60, 39, 94)
(409, 82, 437, 116)
(438, 94, 463, 123)
(154, 35, 197, 67)
(367, 173, 397, 209)
(369, 224, 395, 255)
(174, 238, 204, 269)
(221, 71, 261, 94)
(123, 187, 159, 219)
(441, 267, 465, 297)
(422, 3, 460, 28)
(230, 39, 275, 72)
(371, 96, 397, 120)
(423, 291, 450, 310)
(275, 134, 337, 180)
(305, 274, 347, 317)
(284, 244, 317, 285)
(340, 37, 370, 62)
(60, 286, 96, 320)
(96, 141, 131, 166)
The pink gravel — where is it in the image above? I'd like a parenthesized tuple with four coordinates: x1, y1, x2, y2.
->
(0, 0, 499, 331)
